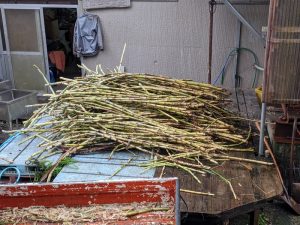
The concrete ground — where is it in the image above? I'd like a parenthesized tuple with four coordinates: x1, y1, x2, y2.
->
(230, 200, 300, 225)
(0, 120, 22, 143)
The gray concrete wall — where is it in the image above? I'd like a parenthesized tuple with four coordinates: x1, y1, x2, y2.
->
(80, 0, 268, 89)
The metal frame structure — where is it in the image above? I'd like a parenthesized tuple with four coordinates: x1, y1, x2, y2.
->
(222, 0, 266, 43)
(216, 0, 269, 5)
(0, 8, 14, 87)
(208, 0, 269, 156)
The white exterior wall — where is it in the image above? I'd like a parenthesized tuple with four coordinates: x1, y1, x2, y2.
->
(80, 0, 268, 89)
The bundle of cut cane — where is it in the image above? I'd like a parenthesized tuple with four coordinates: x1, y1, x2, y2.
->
(16, 69, 271, 197)
(0, 203, 170, 223)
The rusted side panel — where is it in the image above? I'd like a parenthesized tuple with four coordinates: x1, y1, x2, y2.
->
(0, 178, 177, 208)
(0, 178, 179, 224)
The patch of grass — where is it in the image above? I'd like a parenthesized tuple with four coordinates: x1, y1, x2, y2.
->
(34, 157, 77, 182)
(259, 212, 270, 225)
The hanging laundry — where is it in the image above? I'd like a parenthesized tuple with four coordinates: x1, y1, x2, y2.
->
(49, 50, 66, 72)
(73, 13, 104, 57)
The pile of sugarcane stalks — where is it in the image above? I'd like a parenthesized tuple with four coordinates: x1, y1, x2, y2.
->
(14, 70, 272, 197)
(0, 203, 170, 223)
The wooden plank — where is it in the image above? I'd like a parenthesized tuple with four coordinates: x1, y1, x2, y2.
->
(249, 210, 259, 225)
(160, 152, 283, 215)
(274, 26, 300, 33)
(270, 38, 300, 44)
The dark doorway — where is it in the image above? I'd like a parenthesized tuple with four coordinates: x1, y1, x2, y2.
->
(43, 8, 81, 81)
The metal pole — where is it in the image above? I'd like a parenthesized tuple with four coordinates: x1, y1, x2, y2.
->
(208, 0, 216, 84)
(233, 21, 242, 111)
(216, 0, 269, 5)
(234, 21, 242, 81)
(289, 117, 298, 194)
(1, 8, 15, 89)
(259, 0, 274, 156)
(258, 102, 266, 156)
(175, 178, 180, 224)
(223, 0, 265, 43)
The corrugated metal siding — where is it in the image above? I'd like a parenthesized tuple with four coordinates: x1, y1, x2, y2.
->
(81, 0, 268, 89)
(264, 0, 300, 104)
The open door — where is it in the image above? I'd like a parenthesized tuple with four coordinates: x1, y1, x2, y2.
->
(1, 7, 48, 92)
(0, 9, 11, 85)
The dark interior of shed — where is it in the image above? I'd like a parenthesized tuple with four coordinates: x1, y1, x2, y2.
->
(43, 8, 81, 81)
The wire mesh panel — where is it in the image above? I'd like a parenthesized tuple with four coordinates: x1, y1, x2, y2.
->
(263, 0, 300, 104)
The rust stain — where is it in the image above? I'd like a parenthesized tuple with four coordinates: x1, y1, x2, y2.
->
(0, 178, 178, 212)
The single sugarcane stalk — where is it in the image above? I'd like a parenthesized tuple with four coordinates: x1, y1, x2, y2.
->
(0, 156, 13, 163)
(125, 207, 170, 217)
(212, 155, 273, 165)
(180, 189, 215, 196)
(33, 65, 55, 94)
(109, 157, 134, 179)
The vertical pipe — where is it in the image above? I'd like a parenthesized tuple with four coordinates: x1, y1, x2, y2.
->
(259, 0, 275, 156)
(234, 21, 241, 90)
(175, 178, 180, 225)
(0, 10, 4, 82)
(1, 8, 15, 88)
(289, 117, 297, 193)
(233, 22, 242, 112)
(258, 102, 266, 156)
(262, 0, 275, 103)
(208, 0, 215, 84)
(234, 22, 242, 77)
(39, 8, 51, 89)
(76, 2, 85, 76)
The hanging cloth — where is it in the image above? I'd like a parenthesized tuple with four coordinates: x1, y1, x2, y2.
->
(48, 50, 66, 72)
(73, 13, 104, 57)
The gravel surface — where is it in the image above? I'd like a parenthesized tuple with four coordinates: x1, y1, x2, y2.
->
(0, 122, 12, 144)
(230, 200, 300, 225)
(0, 120, 24, 144)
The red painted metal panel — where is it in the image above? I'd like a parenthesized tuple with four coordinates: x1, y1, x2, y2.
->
(0, 178, 177, 208)
(0, 178, 179, 224)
